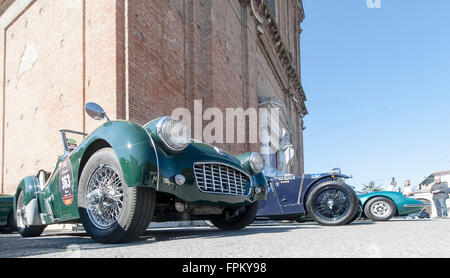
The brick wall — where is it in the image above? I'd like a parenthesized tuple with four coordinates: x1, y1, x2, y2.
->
(0, 0, 306, 194)
(0, 0, 120, 193)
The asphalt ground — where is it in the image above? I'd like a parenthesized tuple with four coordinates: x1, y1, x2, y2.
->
(0, 218, 448, 258)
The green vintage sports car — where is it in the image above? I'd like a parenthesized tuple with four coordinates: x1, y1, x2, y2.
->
(358, 191, 430, 221)
(0, 194, 15, 233)
(14, 103, 268, 243)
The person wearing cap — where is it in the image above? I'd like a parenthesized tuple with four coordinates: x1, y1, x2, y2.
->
(430, 176, 449, 219)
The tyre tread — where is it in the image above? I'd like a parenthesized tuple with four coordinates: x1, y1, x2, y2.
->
(306, 181, 359, 226)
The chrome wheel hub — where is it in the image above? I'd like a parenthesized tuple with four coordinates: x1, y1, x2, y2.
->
(86, 165, 124, 230)
(327, 199, 335, 209)
(370, 201, 391, 217)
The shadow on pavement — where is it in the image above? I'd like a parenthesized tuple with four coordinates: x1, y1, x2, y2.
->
(346, 220, 376, 226)
(385, 219, 433, 222)
(142, 224, 318, 242)
(0, 223, 314, 258)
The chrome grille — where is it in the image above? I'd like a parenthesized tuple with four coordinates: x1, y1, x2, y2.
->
(193, 163, 251, 196)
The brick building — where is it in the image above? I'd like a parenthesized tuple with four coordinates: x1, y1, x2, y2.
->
(0, 0, 307, 194)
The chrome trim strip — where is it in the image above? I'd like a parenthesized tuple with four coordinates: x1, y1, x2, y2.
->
(211, 164, 217, 191)
(239, 173, 244, 195)
(296, 174, 306, 205)
(142, 126, 160, 191)
(236, 168, 238, 195)
(218, 165, 224, 193)
(403, 204, 431, 208)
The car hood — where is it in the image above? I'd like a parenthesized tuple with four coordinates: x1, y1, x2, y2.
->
(184, 141, 243, 167)
(143, 119, 247, 172)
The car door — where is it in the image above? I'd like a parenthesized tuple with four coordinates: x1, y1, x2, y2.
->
(54, 154, 78, 221)
(40, 154, 78, 222)
(272, 175, 303, 206)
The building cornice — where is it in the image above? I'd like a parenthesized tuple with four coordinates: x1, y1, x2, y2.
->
(295, 0, 305, 22)
(249, 0, 307, 117)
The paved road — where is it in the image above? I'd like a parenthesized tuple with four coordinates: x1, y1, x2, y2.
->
(0, 219, 448, 258)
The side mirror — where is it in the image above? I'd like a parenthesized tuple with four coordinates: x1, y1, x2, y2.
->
(85, 102, 110, 121)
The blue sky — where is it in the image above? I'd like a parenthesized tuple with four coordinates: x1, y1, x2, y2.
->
(301, 0, 450, 190)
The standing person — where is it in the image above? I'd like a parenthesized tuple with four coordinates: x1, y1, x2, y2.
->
(386, 178, 400, 192)
(430, 176, 449, 219)
(402, 180, 415, 197)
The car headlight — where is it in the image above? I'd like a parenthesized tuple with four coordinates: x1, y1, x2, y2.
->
(156, 117, 190, 152)
(249, 152, 265, 174)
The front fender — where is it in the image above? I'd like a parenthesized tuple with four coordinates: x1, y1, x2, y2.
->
(358, 192, 399, 207)
(358, 191, 426, 216)
(252, 172, 269, 201)
(302, 175, 336, 200)
(70, 121, 159, 188)
(301, 174, 352, 210)
(14, 176, 43, 226)
(14, 176, 40, 206)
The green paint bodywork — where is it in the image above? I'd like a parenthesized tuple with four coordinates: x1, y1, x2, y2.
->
(359, 191, 428, 216)
(235, 152, 254, 174)
(14, 119, 268, 225)
(0, 194, 13, 226)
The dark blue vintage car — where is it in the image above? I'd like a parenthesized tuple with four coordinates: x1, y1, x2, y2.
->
(255, 169, 360, 226)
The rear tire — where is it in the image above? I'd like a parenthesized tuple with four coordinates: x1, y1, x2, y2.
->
(210, 202, 258, 230)
(16, 191, 46, 237)
(78, 148, 155, 244)
(306, 181, 359, 226)
(364, 197, 396, 221)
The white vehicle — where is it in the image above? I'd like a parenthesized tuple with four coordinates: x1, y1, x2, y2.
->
(415, 170, 450, 217)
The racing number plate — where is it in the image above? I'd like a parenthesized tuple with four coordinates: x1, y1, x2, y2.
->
(59, 159, 74, 206)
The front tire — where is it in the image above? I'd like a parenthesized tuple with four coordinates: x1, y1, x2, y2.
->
(306, 181, 359, 226)
(210, 202, 258, 230)
(364, 197, 396, 221)
(78, 148, 155, 244)
(16, 191, 46, 237)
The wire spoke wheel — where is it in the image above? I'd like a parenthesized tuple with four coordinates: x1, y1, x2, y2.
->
(312, 188, 351, 221)
(78, 148, 155, 244)
(86, 165, 124, 230)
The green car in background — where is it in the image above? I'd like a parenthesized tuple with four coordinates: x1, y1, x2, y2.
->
(358, 191, 430, 221)
(0, 194, 15, 233)
(14, 103, 268, 244)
